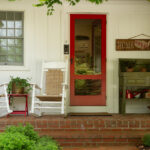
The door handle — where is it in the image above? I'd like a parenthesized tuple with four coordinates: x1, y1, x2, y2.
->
(70, 58, 73, 64)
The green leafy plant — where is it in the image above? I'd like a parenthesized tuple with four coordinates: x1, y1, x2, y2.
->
(0, 124, 61, 150)
(5, 124, 39, 142)
(0, 132, 35, 150)
(142, 134, 150, 147)
(7, 0, 150, 15)
(7, 76, 32, 94)
(120, 60, 136, 72)
(36, 136, 60, 150)
(34, 0, 107, 15)
(0, 124, 37, 150)
(8, 0, 107, 15)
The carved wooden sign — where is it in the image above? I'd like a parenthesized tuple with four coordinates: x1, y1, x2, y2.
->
(116, 39, 150, 51)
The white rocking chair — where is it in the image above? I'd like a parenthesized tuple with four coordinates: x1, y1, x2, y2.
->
(30, 61, 68, 116)
(0, 83, 12, 117)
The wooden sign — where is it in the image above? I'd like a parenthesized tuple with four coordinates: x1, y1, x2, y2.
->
(116, 39, 150, 51)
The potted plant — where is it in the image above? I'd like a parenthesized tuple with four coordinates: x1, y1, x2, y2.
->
(125, 61, 136, 72)
(7, 76, 32, 94)
(120, 60, 136, 72)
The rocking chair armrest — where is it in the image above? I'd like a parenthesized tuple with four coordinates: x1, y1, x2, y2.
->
(0, 94, 5, 97)
(30, 83, 41, 90)
(62, 83, 68, 89)
(0, 83, 8, 87)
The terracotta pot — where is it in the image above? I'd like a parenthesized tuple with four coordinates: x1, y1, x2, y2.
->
(12, 82, 24, 94)
(126, 67, 134, 72)
(141, 67, 147, 72)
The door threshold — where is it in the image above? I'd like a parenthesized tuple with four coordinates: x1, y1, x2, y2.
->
(68, 112, 112, 116)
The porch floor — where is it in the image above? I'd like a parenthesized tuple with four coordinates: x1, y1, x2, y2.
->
(0, 114, 150, 147)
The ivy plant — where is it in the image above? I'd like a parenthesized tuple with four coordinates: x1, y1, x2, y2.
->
(7, 0, 150, 15)
(35, 0, 107, 15)
(8, 0, 107, 15)
(7, 76, 32, 94)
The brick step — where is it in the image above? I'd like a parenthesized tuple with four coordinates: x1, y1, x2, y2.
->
(1, 115, 150, 147)
(35, 129, 148, 146)
(56, 137, 141, 147)
(36, 129, 150, 138)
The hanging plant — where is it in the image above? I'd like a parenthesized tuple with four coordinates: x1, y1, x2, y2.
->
(7, 0, 150, 15)
(8, 0, 107, 15)
(34, 0, 107, 15)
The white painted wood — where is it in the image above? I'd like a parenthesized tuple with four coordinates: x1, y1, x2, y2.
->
(30, 84, 35, 114)
(0, 0, 150, 114)
(30, 60, 67, 116)
(34, 101, 61, 104)
(43, 62, 66, 69)
(0, 83, 12, 117)
(34, 107, 62, 109)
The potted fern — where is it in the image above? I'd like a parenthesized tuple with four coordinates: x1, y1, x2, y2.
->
(7, 76, 32, 94)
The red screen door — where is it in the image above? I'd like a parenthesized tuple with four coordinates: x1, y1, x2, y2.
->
(70, 14, 106, 106)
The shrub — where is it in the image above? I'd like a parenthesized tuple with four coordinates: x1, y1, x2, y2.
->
(0, 132, 35, 150)
(36, 136, 60, 150)
(142, 134, 150, 147)
(0, 124, 60, 150)
(5, 124, 39, 142)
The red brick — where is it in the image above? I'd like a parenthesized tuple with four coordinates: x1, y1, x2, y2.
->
(0, 129, 4, 133)
(91, 138, 102, 142)
(102, 135, 115, 138)
(70, 120, 77, 128)
(94, 120, 105, 128)
(65, 120, 71, 128)
(145, 121, 150, 128)
(115, 138, 128, 142)
(64, 139, 78, 142)
(56, 139, 66, 142)
(102, 138, 115, 142)
(1, 115, 150, 146)
(117, 120, 128, 128)
(36, 120, 48, 128)
(71, 143, 84, 147)
(85, 143, 97, 147)
(47, 120, 59, 128)
(59, 143, 72, 147)
(128, 138, 141, 143)
(129, 120, 140, 128)
(105, 120, 117, 128)
(27, 120, 36, 127)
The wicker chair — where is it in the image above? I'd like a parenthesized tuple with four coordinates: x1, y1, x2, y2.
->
(30, 61, 67, 116)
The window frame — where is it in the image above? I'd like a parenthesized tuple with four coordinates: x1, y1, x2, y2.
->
(0, 11, 24, 66)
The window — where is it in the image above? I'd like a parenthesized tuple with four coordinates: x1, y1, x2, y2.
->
(0, 11, 24, 66)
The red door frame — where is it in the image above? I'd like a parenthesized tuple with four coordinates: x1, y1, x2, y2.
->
(70, 14, 106, 106)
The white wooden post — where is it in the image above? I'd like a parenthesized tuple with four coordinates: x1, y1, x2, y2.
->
(61, 85, 65, 114)
(30, 84, 35, 114)
(4, 84, 12, 113)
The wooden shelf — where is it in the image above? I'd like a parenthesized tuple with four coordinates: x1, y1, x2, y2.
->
(119, 72, 150, 114)
(125, 98, 150, 101)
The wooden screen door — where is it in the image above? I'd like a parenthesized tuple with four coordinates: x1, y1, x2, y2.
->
(70, 14, 106, 106)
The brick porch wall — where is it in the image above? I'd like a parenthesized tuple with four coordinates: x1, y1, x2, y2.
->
(0, 114, 150, 147)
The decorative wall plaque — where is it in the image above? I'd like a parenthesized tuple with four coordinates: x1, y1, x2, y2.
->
(116, 39, 150, 51)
